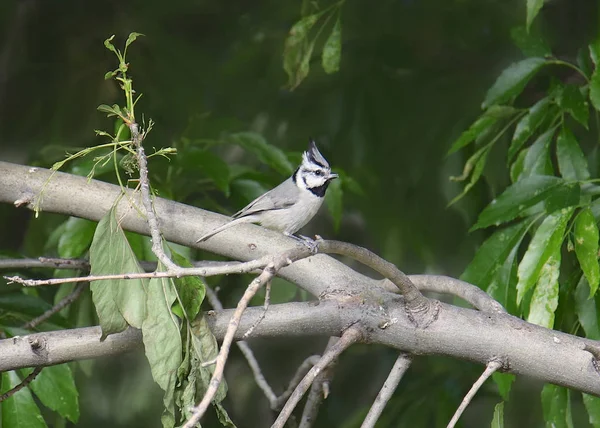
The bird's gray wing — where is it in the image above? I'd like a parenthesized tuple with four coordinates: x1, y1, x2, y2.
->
(233, 178, 297, 218)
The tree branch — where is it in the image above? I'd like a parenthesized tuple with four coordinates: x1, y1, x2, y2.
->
(0, 367, 42, 403)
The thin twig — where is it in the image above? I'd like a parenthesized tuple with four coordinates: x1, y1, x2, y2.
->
(274, 355, 322, 410)
(361, 353, 412, 428)
(22, 283, 87, 330)
(447, 360, 503, 428)
(0, 367, 42, 402)
(243, 279, 272, 339)
(4, 255, 277, 287)
(205, 287, 278, 406)
(271, 326, 363, 428)
(298, 337, 339, 428)
(182, 246, 312, 428)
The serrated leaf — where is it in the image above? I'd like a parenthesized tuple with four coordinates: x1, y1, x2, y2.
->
(575, 276, 600, 340)
(142, 273, 182, 427)
(448, 115, 498, 155)
(490, 402, 504, 428)
(510, 25, 551, 57)
(583, 393, 600, 427)
(228, 132, 294, 176)
(169, 248, 206, 320)
(574, 208, 600, 296)
(325, 177, 343, 231)
(322, 16, 342, 74)
(591, 68, 600, 112)
(461, 220, 532, 290)
(26, 364, 79, 423)
(283, 13, 324, 89)
(125, 32, 144, 48)
(58, 217, 96, 258)
(1, 371, 47, 428)
(526, 0, 544, 31)
(516, 208, 574, 304)
(558, 84, 589, 128)
(492, 373, 515, 402)
(472, 176, 566, 230)
(89, 207, 147, 339)
(557, 127, 590, 180)
(483, 58, 548, 108)
(520, 129, 554, 178)
(508, 97, 552, 162)
(541, 384, 571, 428)
(527, 249, 560, 328)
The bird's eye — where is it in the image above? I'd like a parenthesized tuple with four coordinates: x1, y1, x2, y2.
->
(314, 170, 323, 176)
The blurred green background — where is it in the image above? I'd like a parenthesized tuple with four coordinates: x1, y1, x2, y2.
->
(0, 0, 596, 427)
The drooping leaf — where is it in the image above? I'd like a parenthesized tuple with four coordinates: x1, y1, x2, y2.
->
(508, 97, 552, 162)
(25, 364, 79, 423)
(461, 220, 532, 290)
(283, 13, 324, 89)
(526, 0, 545, 31)
(490, 402, 504, 428)
(520, 129, 554, 178)
(169, 248, 206, 320)
(58, 217, 97, 258)
(125, 32, 144, 49)
(326, 177, 343, 231)
(1, 371, 47, 428)
(574, 208, 600, 296)
(448, 115, 498, 155)
(142, 273, 182, 428)
(541, 384, 571, 428)
(590, 68, 600, 112)
(492, 373, 516, 402)
(516, 208, 574, 304)
(483, 58, 548, 108)
(558, 84, 589, 128)
(575, 277, 600, 340)
(583, 393, 600, 428)
(228, 132, 294, 176)
(556, 127, 591, 181)
(527, 249, 560, 328)
(89, 207, 147, 339)
(510, 25, 551, 57)
(322, 15, 342, 74)
(472, 176, 566, 230)
(449, 144, 491, 205)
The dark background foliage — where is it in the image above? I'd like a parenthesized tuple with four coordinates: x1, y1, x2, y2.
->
(0, 0, 597, 427)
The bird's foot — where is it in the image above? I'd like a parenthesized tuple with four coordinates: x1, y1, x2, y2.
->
(284, 233, 319, 254)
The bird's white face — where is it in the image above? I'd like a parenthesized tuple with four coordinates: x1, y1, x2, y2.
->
(294, 142, 338, 197)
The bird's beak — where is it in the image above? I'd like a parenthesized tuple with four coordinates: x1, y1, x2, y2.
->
(328, 172, 339, 180)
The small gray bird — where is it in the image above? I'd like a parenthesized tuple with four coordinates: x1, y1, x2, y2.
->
(196, 140, 338, 242)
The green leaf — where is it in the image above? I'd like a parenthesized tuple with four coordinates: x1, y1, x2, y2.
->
(508, 97, 552, 162)
(472, 176, 566, 230)
(103, 35, 118, 54)
(557, 127, 590, 180)
(526, 0, 544, 31)
(283, 13, 324, 89)
(322, 16, 342, 74)
(527, 249, 560, 328)
(58, 217, 96, 258)
(490, 402, 504, 428)
(520, 129, 554, 179)
(448, 145, 491, 205)
(97, 104, 121, 118)
(142, 273, 182, 427)
(492, 373, 515, 402)
(125, 32, 144, 48)
(516, 208, 574, 304)
(558, 84, 589, 129)
(575, 276, 600, 340)
(590, 68, 600, 112)
(448, 115, 498, 155)
(510, 148, 527, 183)
(228, 132, 294, 176)
(574, 208, 600, 296)
(590, 41, 600, 67)
(325, 177, 343, 231)
(1, 371, 47, 428)
(461, 220, 532, 290)
(191, 316, 228, 403)
(483, 58, 548, 108)
(169, 248, 206, 320)
(583, 393, 600, 427)
(89, 207, 147, 339)
(510, 25, 551, 57)
(26, 364, 79, 422)
(181, 149, 231, 196)
(544, 182, 581, 213)
(541, 384, 571, 428)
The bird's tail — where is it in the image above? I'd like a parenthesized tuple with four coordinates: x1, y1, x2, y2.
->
(196, 216, 256, 243)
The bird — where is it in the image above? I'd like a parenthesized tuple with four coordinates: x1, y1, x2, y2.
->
(196, 140, 338, 243)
